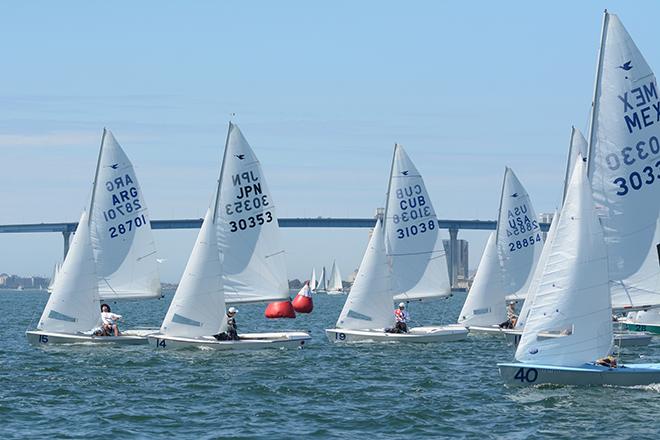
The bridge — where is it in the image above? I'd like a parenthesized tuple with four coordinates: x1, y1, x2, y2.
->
(0, 217, 550, 286)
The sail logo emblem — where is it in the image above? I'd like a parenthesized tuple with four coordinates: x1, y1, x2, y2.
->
(618, 61, 633, 71)
(401, 170, 409, 175)
(235, 154, 245, 160)
(109, 163, 119, 169)
(511, 192, 519, 198)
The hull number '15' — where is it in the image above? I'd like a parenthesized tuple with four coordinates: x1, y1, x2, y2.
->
(38, 335, 49, 344)
(514, 367, 538, 383)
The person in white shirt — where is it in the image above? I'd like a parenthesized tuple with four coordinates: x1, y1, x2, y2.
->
(101, 303, 122, 336)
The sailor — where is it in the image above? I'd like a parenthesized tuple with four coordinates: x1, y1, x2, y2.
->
(100, 303, 122, 336)
(394, 302, 410, 333)
(499, 302, 518, 329)
(213, 307, 240, 341)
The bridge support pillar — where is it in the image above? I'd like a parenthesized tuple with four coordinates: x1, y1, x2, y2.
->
(63, 231, 71, 259)
(449, 228, 459, 289)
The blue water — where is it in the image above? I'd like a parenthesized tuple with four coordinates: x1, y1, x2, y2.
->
(2, 290, 660, 439)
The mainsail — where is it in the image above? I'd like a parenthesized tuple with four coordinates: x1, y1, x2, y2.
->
(384, 144, 451, 301)
(458, 168, 542, 326)
(216, 123, 290, 304)
(89, 129, 161, 300)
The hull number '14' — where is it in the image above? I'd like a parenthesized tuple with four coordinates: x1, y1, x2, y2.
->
(514, 367, 538, 383)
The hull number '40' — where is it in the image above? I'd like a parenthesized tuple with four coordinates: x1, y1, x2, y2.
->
(514, 367, 538, 383)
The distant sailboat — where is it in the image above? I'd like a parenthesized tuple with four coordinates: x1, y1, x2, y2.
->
(326, 260, 344, 295)
(46, 262, 62, 294)
(316, 266, 327, 293)
(27, 129, 160, 345)
(384, 144, 452, 302)
(310, 268, 318, 292)
(458, 167, 542, 332)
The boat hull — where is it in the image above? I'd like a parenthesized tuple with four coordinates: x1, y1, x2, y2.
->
(325, 325, 468, 343)
(147, 331, 311, 350)
(467, 325, 509, 336)
(498, 362, 660, 387)
(26, 329, 154, 346)
(624, 323, 660, 334)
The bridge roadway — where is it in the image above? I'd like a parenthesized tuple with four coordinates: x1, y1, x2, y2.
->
(0, 217, 550, 286)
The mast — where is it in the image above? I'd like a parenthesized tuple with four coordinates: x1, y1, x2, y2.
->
(586, 9, 610, 178)
(87, 128, 107, 226)
(562, 127, 577, 204)
(494, 167, 509, 244)
(382, 143, 399, 234)
(212, 122, 233, 223)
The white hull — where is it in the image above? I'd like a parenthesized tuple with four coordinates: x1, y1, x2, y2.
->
(26, 329, 155, 346)
(147, 331, 311, 350)
(325, 325, 468, 343)
(499, 362, 660, 387)
(326, 290, 345, 295)
(503, 329, 652, 348)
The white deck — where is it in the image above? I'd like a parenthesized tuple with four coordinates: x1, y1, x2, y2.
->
(147, 331, 311, 350)
(326, 325, 468, 343)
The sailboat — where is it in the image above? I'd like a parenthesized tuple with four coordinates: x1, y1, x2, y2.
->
(500, 11, 660, 386)
(326, 260, 344, 295)
(316, 266, 327, 293)
(384, 144, 452, 302)
(27, 129, 160, 345)
(148, 123, 310, 349)
(457, 167, 542, 333)
(310, 268, 318, 292)
(46, 261, 62, 293)
(326, 144, 468, 343)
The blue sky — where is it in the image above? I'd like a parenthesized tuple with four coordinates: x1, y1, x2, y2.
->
(1, 1, 658, 282)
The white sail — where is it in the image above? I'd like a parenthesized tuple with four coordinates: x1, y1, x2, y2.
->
(47, 261, 62, 293)
(38, 211, 101, 333)
(495, 167, 543, 301)
(328, 261, 343, 292)
(587, 12, 660, 281)
(336, 220, 393, 330)
(216, 123, 289, 304)
(516, 160, 612, 366)
(89, 129, 161, 300)
(160, 208, 226, 338)
(310, 268, 317, 291)
(610, 218, 660, 311)
(515, 210, 560, 329)
(563, 127, 588, 204)
(457, 232, 504, 326)
(318, 266, 327, 292)
(384, 144, 451, 301)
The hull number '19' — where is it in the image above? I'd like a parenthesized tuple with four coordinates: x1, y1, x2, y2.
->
(335, 333, 346, 341)
(514, 367, 538, 383)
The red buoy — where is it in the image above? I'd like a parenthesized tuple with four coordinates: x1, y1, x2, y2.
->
(292, 283, 313, 313)
(265, 300, 296, 319)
